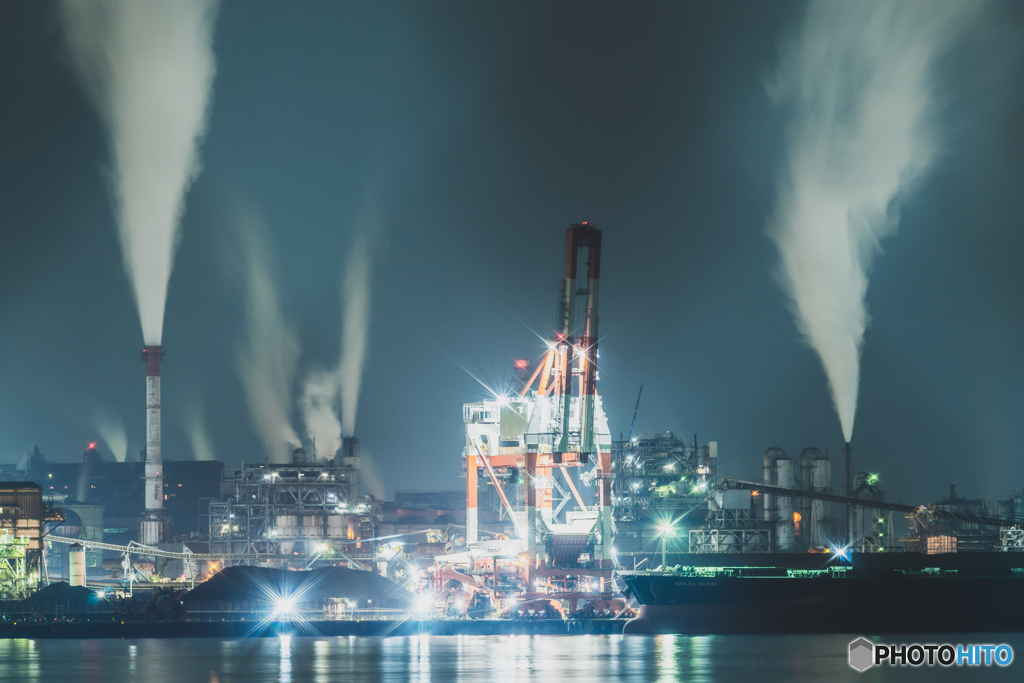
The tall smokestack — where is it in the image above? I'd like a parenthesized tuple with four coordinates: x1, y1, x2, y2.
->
(845, 441, 853, 546)
(141, 346, 164, 545)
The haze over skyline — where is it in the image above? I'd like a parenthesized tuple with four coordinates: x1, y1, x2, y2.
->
(1, 0, 1023, 505)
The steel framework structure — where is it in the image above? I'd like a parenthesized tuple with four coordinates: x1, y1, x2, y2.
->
(205, 458, 378, 565)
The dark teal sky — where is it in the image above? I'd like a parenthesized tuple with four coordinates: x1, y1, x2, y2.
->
(1, 1, 1023, 504)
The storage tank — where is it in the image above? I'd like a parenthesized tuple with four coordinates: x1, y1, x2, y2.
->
(326, 515, 345, 538)
(762, 448, 786, 522)
(809, 455, 831, 548)
(300, 515, 322, 538)
(275, 515, 298, 539)
(775, 457, 796, 551)
(69, 543, 86, 587)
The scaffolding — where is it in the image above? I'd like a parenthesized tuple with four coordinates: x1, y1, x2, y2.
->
(0, 530, 30, 600)
(689, 509, 772, 553)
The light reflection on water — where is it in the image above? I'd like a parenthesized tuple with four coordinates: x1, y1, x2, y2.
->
(278, 635, 291, 683)
(0, 634, 1022, 682)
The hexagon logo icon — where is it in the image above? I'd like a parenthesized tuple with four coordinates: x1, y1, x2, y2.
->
(848, 637, 874, 672)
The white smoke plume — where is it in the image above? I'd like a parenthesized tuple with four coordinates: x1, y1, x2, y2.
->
(339, 235, 373, 436)
(94, 410, 128, 463)
(300, 368, 343, 460)
(767, 0, 978, 442)
(60, 0, 220, 345)
(182, 401, 216, 461)
(234, 210, 301, 463)
(357, 446, 385, 499)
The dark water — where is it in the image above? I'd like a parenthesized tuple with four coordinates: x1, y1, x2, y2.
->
(0, 634, 1021, 682)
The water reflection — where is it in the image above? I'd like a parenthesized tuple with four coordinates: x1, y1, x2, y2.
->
(409, 633, 431, 682)
(278, 634, 292, 683)
(0, 634, 1021, 682)
(313, 639, 329, 683)
(656, 633, 678, 683)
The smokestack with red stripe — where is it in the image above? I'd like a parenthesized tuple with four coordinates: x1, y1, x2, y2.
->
(140, 346, 164, 545)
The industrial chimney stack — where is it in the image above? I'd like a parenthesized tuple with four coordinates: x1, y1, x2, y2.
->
(845, 441, 853, 546)
(140, 346, 164, 545)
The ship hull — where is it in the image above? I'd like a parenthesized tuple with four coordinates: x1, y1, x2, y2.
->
(622, 572, 1024, 634)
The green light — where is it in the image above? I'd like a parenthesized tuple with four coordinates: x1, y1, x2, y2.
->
(867, 473, 879, 485)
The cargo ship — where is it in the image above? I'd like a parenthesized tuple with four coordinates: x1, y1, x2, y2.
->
(619, 552, 1024, 634)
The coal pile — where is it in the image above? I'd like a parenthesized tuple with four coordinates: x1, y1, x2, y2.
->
(184, 566, 415, 610)
(24, 582, 97, 603)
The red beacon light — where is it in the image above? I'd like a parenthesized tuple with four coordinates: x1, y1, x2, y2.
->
(514, 359, 528, 369)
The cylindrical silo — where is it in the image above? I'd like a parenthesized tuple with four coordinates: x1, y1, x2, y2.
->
(326, 515, 344, 538)
(69, 543, 86, 587)
(809, 456, 831, 548)
(301, 515, 322, 538)
(763, 448, 786, 523)
(276, 515, 298, 538)
(775, 457, 796, 551)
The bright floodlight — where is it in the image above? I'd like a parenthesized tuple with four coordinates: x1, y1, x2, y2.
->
(658, 523, 674, 535)
(416, 596, 433, 613)
(829, 545, 851, 561)
(273, 596, 296, 616)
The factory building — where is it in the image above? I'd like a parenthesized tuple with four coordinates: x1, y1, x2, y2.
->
(204, 438, 379, 567)
(14, 445, 222, 543)
(688, 489, 771, 553)
(851, 472, 891, 551)
(612, 433, 717, 554)
(0, 482, 62, 597)
(689, 447, 837, 553)
(904, 483, 1004, 553)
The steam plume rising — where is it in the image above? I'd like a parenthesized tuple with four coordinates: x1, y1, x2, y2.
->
(60, 0, 219, 345)
(339, 236, 372, 436)
(234, 210, 301, 462)
(183, 401, 216, 461)
(94, 411, 128, 463)
(767, 0, 976, 441)
(300, 368, 343, 460)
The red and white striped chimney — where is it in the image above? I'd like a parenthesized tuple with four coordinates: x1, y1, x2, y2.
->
(140, 346, 164, 545)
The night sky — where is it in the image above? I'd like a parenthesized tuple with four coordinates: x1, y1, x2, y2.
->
(1, 1, 1023, 505)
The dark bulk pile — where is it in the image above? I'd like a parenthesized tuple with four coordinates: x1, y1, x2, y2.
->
(24, 582, 97, 603)
(19, 582, 103, 613)
(184, 566, 415, 611)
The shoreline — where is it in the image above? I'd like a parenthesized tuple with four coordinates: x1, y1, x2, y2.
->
(0, 618, 627, 639)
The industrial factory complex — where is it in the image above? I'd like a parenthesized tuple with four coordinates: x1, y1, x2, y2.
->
(4, 223, 1024, 634)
